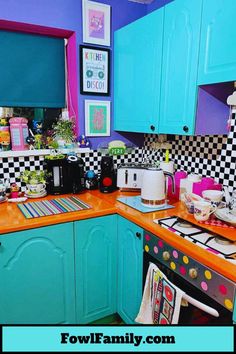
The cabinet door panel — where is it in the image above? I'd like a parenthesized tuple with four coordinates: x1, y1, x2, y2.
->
(159, 0, 202, 135)
(117, 217, 143, 324)
(198, 0, 236, 84)
(75, 215, 117, 324)
(0, 223, 75, 324)
(114, 9, 164, 133)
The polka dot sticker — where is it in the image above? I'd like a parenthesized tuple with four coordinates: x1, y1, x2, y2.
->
(180, 265, 186, 276)
(201, 281, 208, 291)
(219, 284, 227, 295)
(144, 245, 149, 253)
(153, 246, 158, 254)
(173, 250, 178, 259)
(158, 240, 164, 248)
(204, 270, 212, 280)
(224, 299, 233, 310)
(183, 256, 189, 264)
(170, 262, 176, 270)
(145, 234, 150, 241)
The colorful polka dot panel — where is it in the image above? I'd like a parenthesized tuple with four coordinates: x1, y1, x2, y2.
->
(144, 231, 235, 312)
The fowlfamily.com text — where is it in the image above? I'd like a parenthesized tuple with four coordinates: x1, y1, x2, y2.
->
(61, 332, 175, 347)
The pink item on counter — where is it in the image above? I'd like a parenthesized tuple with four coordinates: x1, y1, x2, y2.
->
(168, 170, 187, 199)
(201, 177, 214, 189)
(9, 117, 29, 151)
(192, 181, 203, 196)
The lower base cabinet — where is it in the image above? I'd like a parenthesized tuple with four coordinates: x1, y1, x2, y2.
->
(0, 223, 76, 324)
(0, 215, 143, 324)
(117, 216, 143, 324)
(74, 215, 117, 324)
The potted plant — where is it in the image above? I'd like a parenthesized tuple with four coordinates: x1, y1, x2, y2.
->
(19, 169, 50, 195)
(52, 118, 76, 148)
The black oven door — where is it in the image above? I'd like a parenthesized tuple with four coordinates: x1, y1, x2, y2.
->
(143, 252, 233, 325)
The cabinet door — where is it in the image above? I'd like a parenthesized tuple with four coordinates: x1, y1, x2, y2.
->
(0, 223, 75, 324)
(75, 215, 117, 324)
(198, 0, 236, 84)
(159, 0, 203, 135)
(117, 216, 143, 324)
(114, 9, 164, 134)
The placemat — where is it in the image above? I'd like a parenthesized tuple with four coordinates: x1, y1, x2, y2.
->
(117, 195, 174, 213)
(199, 215, 235, 228)
(18, 196, 91, 219)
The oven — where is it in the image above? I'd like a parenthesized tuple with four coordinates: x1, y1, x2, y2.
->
(143, 217, 236, 325)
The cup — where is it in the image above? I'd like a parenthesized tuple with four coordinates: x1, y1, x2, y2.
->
(193, 201, 217, 221)
(27, 183, 46, 194)
(202, 190, 224, 206)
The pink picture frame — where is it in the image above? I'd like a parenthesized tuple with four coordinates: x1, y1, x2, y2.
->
(82, 0, 111, 47)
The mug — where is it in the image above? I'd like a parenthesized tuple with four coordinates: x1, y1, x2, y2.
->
(27, 183, 46, 194)
(193, 201, 217, 221)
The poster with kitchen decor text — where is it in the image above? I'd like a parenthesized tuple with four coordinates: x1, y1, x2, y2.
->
(80, 45, 110, 95)
(85, 100, 110, 136)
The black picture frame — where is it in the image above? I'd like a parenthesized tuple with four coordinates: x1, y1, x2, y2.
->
(80, 45, 110, 96)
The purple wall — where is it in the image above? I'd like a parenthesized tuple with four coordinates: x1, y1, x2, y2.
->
(0, 0, 147, 149)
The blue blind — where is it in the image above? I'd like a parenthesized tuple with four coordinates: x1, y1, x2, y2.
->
(0, 30, 65, 108)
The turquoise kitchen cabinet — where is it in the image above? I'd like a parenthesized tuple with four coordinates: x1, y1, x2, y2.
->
(0, 223, 76, 324)
(74, 215, 117, 324)
(159, 0, 203, 135)
(117, 216, 143, 324)
(114, 9, 164, 133)
(198, 0, 236, 85)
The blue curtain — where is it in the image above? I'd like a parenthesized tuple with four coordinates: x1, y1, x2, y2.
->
(0, 30, 65, 108)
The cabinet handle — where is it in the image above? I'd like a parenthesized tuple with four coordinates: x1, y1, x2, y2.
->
(0, 242, 1, 246)
(150, 125, 155, 131)
(183, 126, 189, 133)
(136, 232, 141, 239)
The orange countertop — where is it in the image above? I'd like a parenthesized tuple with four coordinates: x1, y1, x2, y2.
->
(0, 190, 235, 282)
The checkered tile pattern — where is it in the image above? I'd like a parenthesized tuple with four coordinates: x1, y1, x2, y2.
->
(0, 148, 143, 190)
(143, 116, 236, 194)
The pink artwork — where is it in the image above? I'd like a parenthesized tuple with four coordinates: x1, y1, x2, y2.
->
(92, 108, 105, 130)
(88, 9, 105, 40)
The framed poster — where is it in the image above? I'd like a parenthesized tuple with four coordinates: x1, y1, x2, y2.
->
(80, 45, 110, 96)
(82, 0, 111, 46)
(85, 100, 110, 136)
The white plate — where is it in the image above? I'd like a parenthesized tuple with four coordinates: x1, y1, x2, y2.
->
(25, 190, 47, 198)
(215, 208, 236, 227)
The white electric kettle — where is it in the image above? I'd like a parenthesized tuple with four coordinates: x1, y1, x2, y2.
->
(141, 167, 175, 207)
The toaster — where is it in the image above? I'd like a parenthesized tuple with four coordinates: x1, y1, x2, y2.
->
(117, 163, 147, 191)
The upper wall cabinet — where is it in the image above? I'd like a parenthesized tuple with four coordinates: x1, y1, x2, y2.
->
(198, 0, 236, 85)
(114, 9, 164, 134)
(159, 0, 203, 135)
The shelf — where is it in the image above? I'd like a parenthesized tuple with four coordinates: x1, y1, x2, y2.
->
(0, 148, 91, 158)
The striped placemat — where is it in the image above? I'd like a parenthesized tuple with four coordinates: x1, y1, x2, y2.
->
(18, 196, 91, 219)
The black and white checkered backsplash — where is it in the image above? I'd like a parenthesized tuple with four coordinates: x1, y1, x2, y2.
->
(143, 116, 236, 194)
(1, 117, 236, 193)
(0, 148, 143, 190)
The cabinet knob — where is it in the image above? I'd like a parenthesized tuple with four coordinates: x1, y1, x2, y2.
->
(189, 268, 198, 279)
(162, 251, 170, 261)
(183, 125, 189, 133)
(136, 232, 141, 239)
(150, 125, 155, 131)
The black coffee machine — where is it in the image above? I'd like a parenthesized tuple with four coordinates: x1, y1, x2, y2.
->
(99, 156, 117, 193)
(45, 156, 85, 194)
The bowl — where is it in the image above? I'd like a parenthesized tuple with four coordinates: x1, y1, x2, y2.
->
(202, 190, 224, 205)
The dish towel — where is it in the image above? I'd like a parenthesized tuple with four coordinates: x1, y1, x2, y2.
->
(135, 263, 185, 324)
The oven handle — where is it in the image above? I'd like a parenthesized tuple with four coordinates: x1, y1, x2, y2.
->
(183, 293, 219, 318)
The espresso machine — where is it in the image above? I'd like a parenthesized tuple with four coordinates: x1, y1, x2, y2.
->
(99, 156, 117, 193)
(45, 155, 85, 194)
